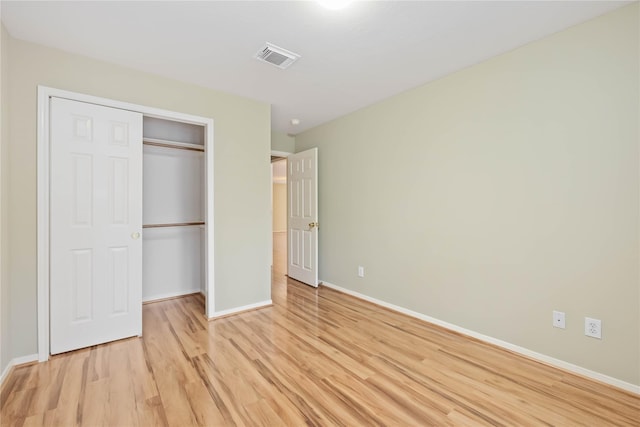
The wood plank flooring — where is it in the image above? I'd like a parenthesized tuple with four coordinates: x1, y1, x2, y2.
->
(1, 235, 639, 426)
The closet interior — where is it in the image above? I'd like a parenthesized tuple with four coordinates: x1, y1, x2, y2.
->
(142, 117, 206, 302)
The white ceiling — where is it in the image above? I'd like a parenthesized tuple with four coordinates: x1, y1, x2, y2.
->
(1, 1, 629, 134)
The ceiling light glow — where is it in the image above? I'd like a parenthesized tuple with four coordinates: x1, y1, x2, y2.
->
(317, 0, 353, 10)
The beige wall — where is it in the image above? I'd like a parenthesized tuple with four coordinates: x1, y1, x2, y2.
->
(296, 5, 639, 385)
(5, 36, 271, 359)
(272, 183, 287, 232)
(271, 131, 295, 153)
(0, 23, 10, 375)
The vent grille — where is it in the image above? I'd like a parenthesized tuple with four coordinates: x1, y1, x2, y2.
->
(255, 43, 301, 69)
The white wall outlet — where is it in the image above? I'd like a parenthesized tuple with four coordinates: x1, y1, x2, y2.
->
(553, 310, 566, 329)
(358, 266, 364, 277)
(584, 317, 602, 339)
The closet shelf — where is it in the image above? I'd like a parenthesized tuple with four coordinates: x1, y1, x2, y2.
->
(143, 137, 205, 152)
(143, 221, 205, 229)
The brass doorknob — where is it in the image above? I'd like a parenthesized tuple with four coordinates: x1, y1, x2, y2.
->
(308, 222, 319, 229)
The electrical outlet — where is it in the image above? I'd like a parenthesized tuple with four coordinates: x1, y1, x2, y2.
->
(553, 311, 565, 329)
(584, 317, 602, 339)
(358, 266, 364, 277)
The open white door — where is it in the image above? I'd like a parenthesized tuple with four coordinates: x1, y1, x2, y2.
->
(287, 148, 319, 287)
(50, 97, 143, 354)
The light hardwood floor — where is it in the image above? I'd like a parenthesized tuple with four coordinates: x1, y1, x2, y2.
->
(1, 234, 639, 426)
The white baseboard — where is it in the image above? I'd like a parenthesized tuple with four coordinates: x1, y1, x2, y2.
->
(321, 281, 640, 395)
(0, 354, 38, 388)
(142, 289, 202, 303)
(209, 300, 272, 320)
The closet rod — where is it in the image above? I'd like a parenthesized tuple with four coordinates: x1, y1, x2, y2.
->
(143, 140, 204, 152)
(143, 221, 205, 229)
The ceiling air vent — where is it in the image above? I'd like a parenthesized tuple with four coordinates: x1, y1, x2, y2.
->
(255, 43, 301, 69)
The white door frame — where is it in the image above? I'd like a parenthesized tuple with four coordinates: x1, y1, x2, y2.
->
(37, 86, 215, 362)
(271, 150, 292, 158)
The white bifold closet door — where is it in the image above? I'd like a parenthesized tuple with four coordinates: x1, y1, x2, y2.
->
(50, 97, 143, 355)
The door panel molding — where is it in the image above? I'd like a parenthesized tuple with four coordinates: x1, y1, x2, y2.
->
(37, 86, 215, 361)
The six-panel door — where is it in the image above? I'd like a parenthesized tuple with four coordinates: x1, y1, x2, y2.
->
(50, 97, 143, 354)
(287, 148, 319, 287)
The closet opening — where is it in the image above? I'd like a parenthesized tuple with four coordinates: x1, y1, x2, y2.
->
(142, 117, 207, 305)
(37, 86, 215, 361)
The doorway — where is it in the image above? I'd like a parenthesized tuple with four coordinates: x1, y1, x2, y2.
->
(271, 157, 287, 276)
